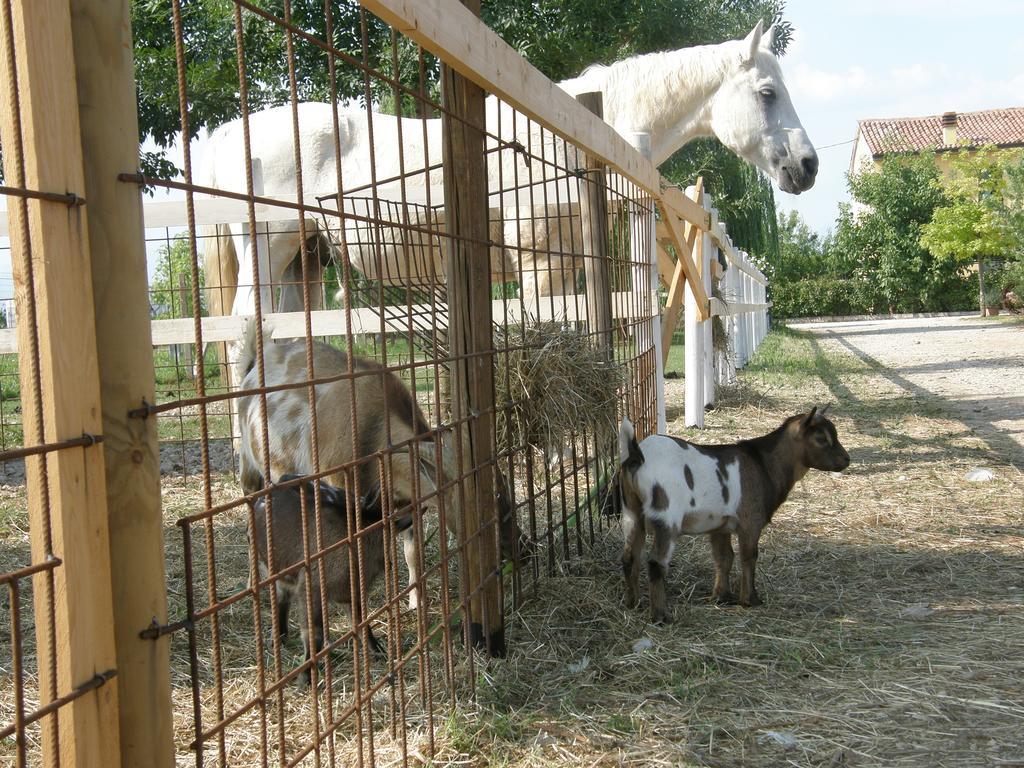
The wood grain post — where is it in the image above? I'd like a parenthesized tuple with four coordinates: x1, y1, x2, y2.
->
(0, 1, 122, 765)
(441, 0, 504, 657)
(69, 0, 175, 764)
(576, 92, 612, 354)
(660, 178, 703, 367)
(626, 132, 666, 434)
(684, 184, 705, 428)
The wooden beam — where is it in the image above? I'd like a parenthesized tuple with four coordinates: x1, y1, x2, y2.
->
(360, 0, 661, 196)
(68, 0, 175, 764)
(655, 186, 709, 322)
(660, 179, 704, 365)
(440, 13, 504, 656)
(0, 1, 121, 765)
(662, 185, 711, 231)
(655, 243, 676, 287)
(0, 293, 660, 355)
(576, 92, 613, 353)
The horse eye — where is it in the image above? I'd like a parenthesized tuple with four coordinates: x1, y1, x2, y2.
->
(759, 88, 776, 102)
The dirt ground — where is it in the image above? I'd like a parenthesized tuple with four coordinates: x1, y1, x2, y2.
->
(788, 313, 1024, 466)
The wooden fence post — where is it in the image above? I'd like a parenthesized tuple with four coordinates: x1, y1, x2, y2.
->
(576, 92, 613, 353)
(441, 0, 504, 656)
(0, 1, 122, 765)
(69, 0, 175, 764)
(703, 204, 716, 409)
(684, 184, 705, 428)
(627, 132, 666, 434)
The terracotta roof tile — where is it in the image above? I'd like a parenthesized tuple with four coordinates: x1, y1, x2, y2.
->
(858, 107, 1024, 156)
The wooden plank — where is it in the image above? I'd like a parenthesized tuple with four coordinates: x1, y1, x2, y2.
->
(361, 0, 662, 196)
(440, 27, 504, 656)
(576, 92, 613, 353)
(660, 179, 703, 365)
(68, 1, 175, 764)
(655, 243, 676, 287)
(662, 185, 711, 231)
(0, 1, 121, 765)
(656, 188, 709, 321)
(709, 298, 772, 317)
(0, 293, 659, 355)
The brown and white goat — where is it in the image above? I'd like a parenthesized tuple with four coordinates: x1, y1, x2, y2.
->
(618, 408, 850, 623)
(235, 320, 523, 610)
(252, 475, 392, 685)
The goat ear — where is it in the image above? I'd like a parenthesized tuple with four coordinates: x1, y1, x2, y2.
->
(801, 407, 818, 429)
(319, 480, 352, 511)
(360, 482, 382, 512)
(819, 403, 832, 418)
(742, 19, 764, 64)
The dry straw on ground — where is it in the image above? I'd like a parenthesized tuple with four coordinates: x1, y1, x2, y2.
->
(2, 324, 1023, 767)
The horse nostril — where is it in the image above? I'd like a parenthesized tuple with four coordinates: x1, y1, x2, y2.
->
(802, 154, 819, 178)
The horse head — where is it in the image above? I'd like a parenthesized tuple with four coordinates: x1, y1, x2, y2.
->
(708, 20, 818, 194)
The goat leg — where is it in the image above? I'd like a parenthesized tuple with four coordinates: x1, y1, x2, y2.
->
(620, 508, 644, 609)
(647, 525, 675, 625)
(709, 531, 738, 604)
(348, 599, 387, 659)
(737, 528, 762, 607)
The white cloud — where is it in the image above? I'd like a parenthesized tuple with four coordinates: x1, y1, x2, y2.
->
(790, 63, 868, 102)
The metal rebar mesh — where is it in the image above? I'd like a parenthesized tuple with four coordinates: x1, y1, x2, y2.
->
(0, 1, 659, 765)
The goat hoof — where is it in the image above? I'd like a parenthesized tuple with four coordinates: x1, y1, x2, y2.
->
(714, 591, 739, 606)
(651, 611, 671, 626)
(741, 594, 763, 608)
(624, 593, 639, 610)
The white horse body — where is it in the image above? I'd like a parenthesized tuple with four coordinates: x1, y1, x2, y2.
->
(198, 21, 816, 321)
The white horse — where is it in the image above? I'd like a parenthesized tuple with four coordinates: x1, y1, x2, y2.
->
(198, 20, 816, 326)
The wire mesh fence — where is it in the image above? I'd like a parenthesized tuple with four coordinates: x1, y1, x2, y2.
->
(0, 1, 662, 765)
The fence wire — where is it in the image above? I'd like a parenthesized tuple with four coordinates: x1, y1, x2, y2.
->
(1, 1, 660, 765)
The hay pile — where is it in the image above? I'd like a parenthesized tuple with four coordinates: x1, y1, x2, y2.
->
(494, 323, 623, 457)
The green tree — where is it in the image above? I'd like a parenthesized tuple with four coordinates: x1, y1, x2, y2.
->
(831, 153, 975, 313)
(150, 236, 204, 318)
(920, 147, 1021, 311)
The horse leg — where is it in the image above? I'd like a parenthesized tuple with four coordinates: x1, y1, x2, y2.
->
(277, 223, 324, 313)
(198, 223, 238, 379)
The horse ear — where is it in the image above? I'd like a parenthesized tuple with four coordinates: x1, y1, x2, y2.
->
(762, 22, 778, 52)
(742, 19, 765, 64)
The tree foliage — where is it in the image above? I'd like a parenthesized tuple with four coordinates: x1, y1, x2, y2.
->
(150, 236, 204, 318)
(919, 147, 1019, 268)
(830, 154, 977, 313)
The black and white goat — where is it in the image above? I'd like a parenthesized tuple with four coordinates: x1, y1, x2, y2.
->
(618, 408, 850, 623)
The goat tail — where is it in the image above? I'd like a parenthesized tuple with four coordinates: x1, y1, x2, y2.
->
(618, 417, 645, 472)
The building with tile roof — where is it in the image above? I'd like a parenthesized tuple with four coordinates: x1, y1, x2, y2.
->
(849, 107, 1024, 176)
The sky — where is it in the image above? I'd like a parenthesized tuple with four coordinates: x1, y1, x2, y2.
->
(774, 0, 1024, 236)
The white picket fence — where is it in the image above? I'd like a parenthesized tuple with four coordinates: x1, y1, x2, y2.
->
(680, 185, 770, 428)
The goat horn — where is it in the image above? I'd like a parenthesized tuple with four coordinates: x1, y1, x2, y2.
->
(819, 403, 832, 417)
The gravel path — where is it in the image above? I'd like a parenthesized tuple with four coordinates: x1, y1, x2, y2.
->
(789, 314, 1024, 466)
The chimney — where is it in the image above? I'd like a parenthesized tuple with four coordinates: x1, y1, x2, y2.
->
(941, 111, 958, 146)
